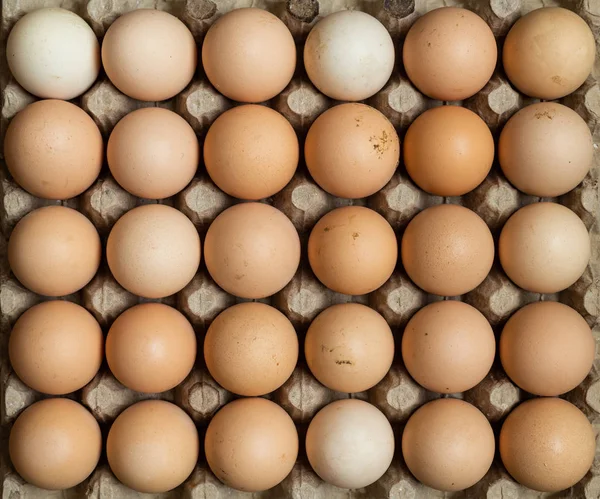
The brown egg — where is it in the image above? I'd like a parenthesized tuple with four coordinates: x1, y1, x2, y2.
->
(107, 204, 201, 299)
(402, 301, 495, 393)
(4, 100, 102, 200)
(202, 8, 295, 103)
(204, 203, 300, 299)
(9, 301, 103, 395)
(499, 103, 593, 197)
(401, 205, 494, 296)
(9, 399, 101, 490)
(403, 7, 497, 101)
(503, 8, 595, 100)
(499, 203, 590, 293)
(8, 206, 101, 297)
(305, 303, 394, 393)
(402, 399, 495, 491)
(500, 398, 596, 492)
(404, 106, 494, 196)
(305, 103, 399, 199)
(108, 108, 198, 199)
(500, 302, 594, 396)
(308, 206, 397, 295)
(204, 105, 298, 200)
(106, 303, 196, 393)
(204, 302, 298, 396)
(205, 398, 298, 492)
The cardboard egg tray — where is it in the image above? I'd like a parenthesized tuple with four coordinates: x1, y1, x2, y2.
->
(1, 0, 599, 497)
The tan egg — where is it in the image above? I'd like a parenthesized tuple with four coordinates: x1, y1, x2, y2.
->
(402, 301, 495, 393)
(499, 103, 593, 197)
(403, 7, 497, 101)
(499, 203, 590, 293)
(202, 8, 296, 103)
(205, 398, 298, 492)
(500, 398, 596, 492)
(107, 204, 201, 299)
(107, 400, 199, 493)
(305, 303, 394, 393)
(305, 103, 399, 199)
(8, 206, 101, 297)
(9, 301, 103, 395)
(108, 108, 198, 199)
(4, 100, 102, 200)
(9, 399, 101, 490)
(204, 105, 298, 200)
(204, 203, 300, 299)
(404, 106, 494, 196)
(500, 302, 594, 396)
(401, 205, 494, 296)
(308, 206, 397, 295)
(503, 8, 595, 100)
(402, 399, 495, 491)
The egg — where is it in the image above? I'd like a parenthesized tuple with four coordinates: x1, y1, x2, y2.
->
(499, 102, 593, 197)
(202, 8, 295, 103)
(107, 400, 199, 493)
(106, 303, 196, 393)
(403, 7, 497, 101)
(8, 206, 101, 297)
(108, 108, 198, 199)
(305, 303, 394, 393)
(404, 106, 494, 196)
(204, 105, 298, 200)
(107, 204, 201, 299)
(204, 302, 298, 396)
(304, 10, 395, 101)
(305, 103, 399, 199)
(499, 203, 590, 293)
(9, 301, 103, 395)
(401, 204, 494, 296)
(5, 100, 103, 200)
(503, 7, 595, 100)
(204, 203, 300, 299)
(9, 399, 101, 490)
(402, 301, 495, 393)
(308, 206, 397, 295)
(306, 399, 394, 489)
(500, 398, 596, 492)
(402, 398, 495, 491)
(102, 9, 196, 101)
(205, 398, 298, 492)
(7, 8, 100, 100)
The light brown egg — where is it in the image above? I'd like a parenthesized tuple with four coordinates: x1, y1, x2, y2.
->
(107, 204, 201, 299)
(205, 398, 298, 492)
(402, 399, 495, 491)
(500, 398, 596, 492)
(402, 301, 495, 393)
(499, 203, 590, 293)
(403, 7, 497, 101)
(4, 100, 102, 200)
(204, 203, 300, 299)
(305, 103, 399, 199)
(308, 206, 397, 295)
(202, 8, 295, 103)
(204, 302, 298, 396)
(404, 106, 494, 196)
(204, 105, 298, 200)
(503, 7, 595, 100)
(401, 205, 494, 296)
(305, 303, 394, 393)
(499, 103, 593, 197)
(8, 206, 101, 297)
(9, 398, 101, 490)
